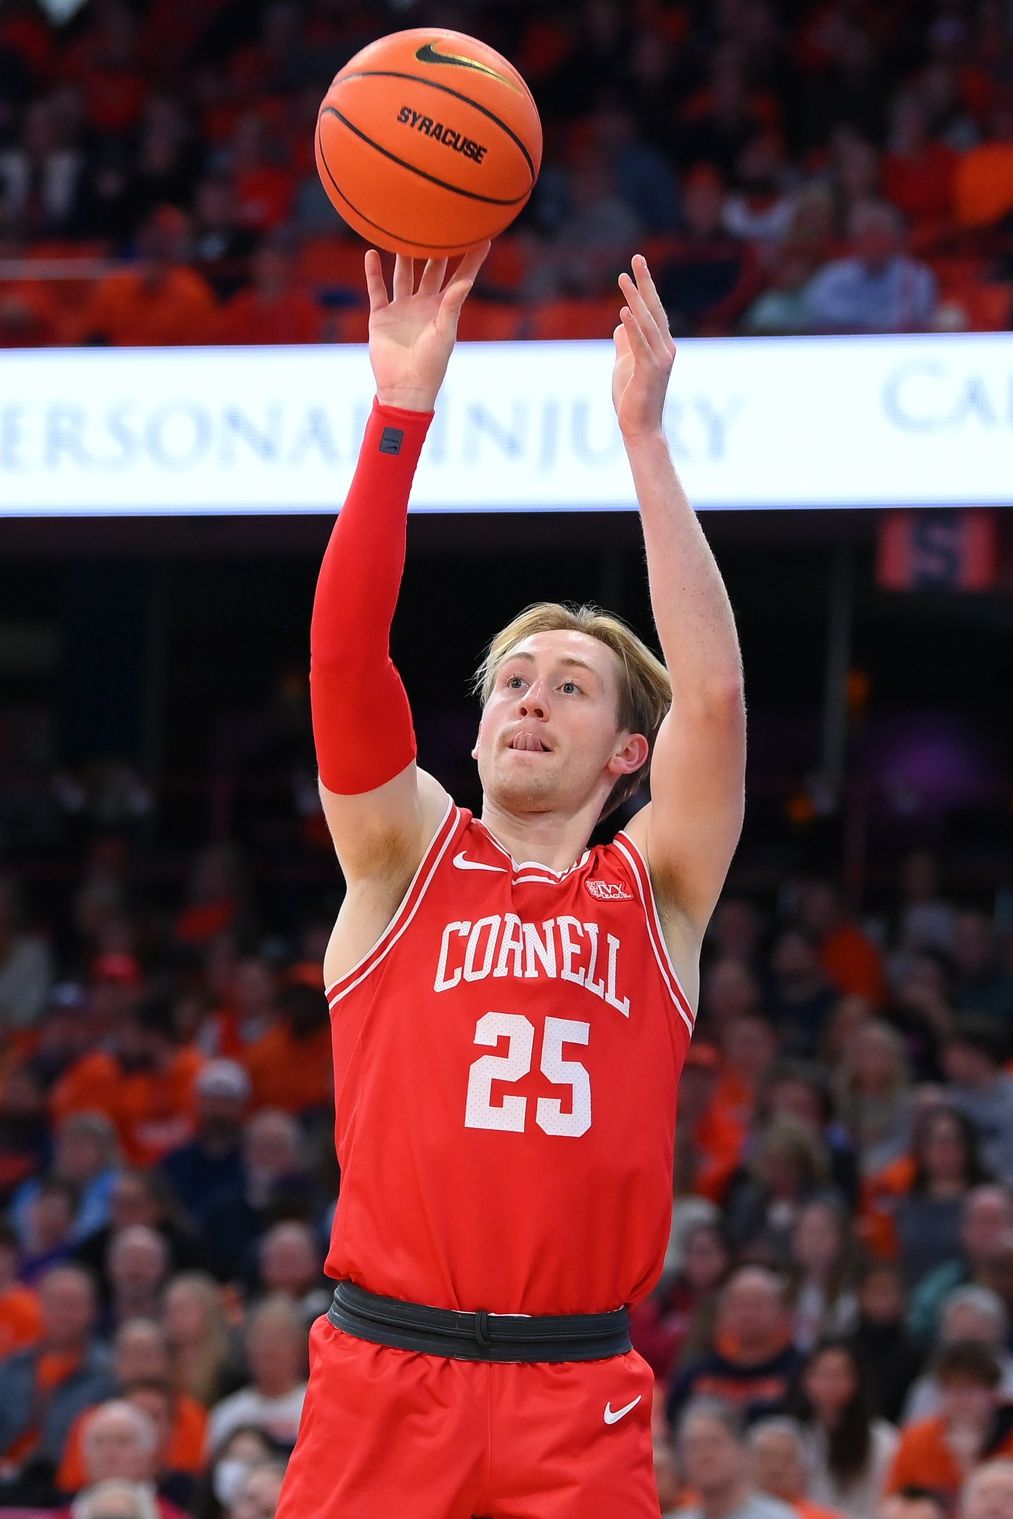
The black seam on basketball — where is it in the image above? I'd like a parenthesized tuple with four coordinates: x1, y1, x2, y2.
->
(320, 106, 530, 206)
(315, 124, 494, 252)
(331, 71, 536, 180)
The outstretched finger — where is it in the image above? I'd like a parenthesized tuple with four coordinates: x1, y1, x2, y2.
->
(418, 257, 448, 294)
(613, 322, 631, 356)
(631, 254, 671, 337)
(364, 249, 389, 312)
(619, 271, 667, 354)
(392, 254, 414, 302)
(437, 272, 476, 328)
(454, 239, 491, 287)
(619, 303, 654, 360)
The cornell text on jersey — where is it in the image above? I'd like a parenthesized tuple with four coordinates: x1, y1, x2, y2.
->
(434, 913, 630, 1017)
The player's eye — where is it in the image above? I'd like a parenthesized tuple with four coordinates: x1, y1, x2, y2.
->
(559, 679, 581, 695)
(504, 674, 526, 689)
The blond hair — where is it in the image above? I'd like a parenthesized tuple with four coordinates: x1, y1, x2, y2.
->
(474, 602, 671, 819)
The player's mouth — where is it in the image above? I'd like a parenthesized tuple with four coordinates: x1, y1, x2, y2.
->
(508, 730, 551, 753)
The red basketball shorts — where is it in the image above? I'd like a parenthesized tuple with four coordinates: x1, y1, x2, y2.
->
(276, 1314, 661, 1519)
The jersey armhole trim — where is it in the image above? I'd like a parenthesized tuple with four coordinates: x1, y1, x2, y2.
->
(325, 798, 460, 1007)
(613, 832, 696, 1038)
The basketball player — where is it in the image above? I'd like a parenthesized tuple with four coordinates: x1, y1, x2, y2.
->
(276, 243, 746, 1519)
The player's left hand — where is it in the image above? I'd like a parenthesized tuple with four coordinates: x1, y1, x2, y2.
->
(611, 255, 676, 443)
(366, 241, 490, 413)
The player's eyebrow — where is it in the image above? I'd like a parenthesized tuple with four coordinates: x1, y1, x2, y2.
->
(503, 651, 603, 684)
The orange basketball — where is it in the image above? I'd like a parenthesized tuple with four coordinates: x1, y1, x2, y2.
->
(315, 28, 542, 258)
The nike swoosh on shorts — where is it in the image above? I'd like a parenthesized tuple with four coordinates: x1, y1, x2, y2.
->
(603, 1395, 642, 1425)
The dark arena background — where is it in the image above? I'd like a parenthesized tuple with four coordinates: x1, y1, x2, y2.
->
(1, 4, 1012, 1519)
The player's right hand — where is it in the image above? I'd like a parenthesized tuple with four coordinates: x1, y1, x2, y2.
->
(365, 242, 490, 413)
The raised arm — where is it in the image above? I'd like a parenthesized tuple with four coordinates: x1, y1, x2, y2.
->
(615, 256, 746, 951)
(312, 245, 488, 889)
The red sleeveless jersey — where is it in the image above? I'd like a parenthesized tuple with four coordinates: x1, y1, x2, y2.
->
(324, 802, 694, 1316)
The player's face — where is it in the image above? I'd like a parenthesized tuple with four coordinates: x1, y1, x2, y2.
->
(474, 630, 643, 817)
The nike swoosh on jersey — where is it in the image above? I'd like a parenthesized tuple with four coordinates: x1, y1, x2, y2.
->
(414, 41, 517, 89)
(603, 1395, 642, 1425)
(452, 851, 508, 873)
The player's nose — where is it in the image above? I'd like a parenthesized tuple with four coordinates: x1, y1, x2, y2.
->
(518, 680, 548, 718)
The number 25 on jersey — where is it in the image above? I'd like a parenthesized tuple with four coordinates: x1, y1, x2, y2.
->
(464, 1012, 592, 1138)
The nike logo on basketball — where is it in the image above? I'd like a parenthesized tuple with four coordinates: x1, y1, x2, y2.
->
(414, 41, 514, 88)
(604, 1396, 641, 1425)
(452, 852, 508, 873)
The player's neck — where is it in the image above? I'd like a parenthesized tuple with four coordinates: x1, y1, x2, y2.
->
(477, 796, 598, 871)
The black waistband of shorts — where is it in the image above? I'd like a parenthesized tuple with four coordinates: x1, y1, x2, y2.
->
(327, 1280, 632, 1363)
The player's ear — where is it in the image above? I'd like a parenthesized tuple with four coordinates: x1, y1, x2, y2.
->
(608, 733, 649, 777)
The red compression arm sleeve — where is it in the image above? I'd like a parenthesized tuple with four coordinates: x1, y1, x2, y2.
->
(310, 398, 433, 794)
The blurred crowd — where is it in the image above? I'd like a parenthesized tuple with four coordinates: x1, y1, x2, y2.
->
(1, 827, 1013, 1518)
(0, 0, 1012, 346)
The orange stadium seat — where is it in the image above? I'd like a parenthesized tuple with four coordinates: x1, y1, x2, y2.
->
(957, 281, 1012, 331)
(954, 143, 1013, 228)
(480, 236, 529, 293)
(529, 297, 622, 341)
(296, 236, 371, 299)
(457, 300, 527, 342)
(326, 305, 369, 344)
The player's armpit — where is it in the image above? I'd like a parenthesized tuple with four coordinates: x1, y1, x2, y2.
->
(628, 687, 746, 938)
(319, 763, 450, 888)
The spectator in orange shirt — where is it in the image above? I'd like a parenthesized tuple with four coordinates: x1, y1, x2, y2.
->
(108, 996, 204, 1166)
(0, 1264, 114, 1490)
(748, 1417, 845, 1519)
(74, 1399, 191, 1519)
(674, 1043, 748, 1204)
(714, 1012, 779, 1136)
(68, 206, 217, 346)
(0, 1216, 42, 1356)
(57, 1318, 208, 1493)
(51, 996, 203, 1160)
(798, 879, 887, 1006)
(122, 1379, 206, 1511)
(887, 1341, 1013, 1503)
(228, 112, 294, 233)
(199, 956, 281, 1063)
(241, 973, 331, 1118)
(217, 238, 322, 346)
